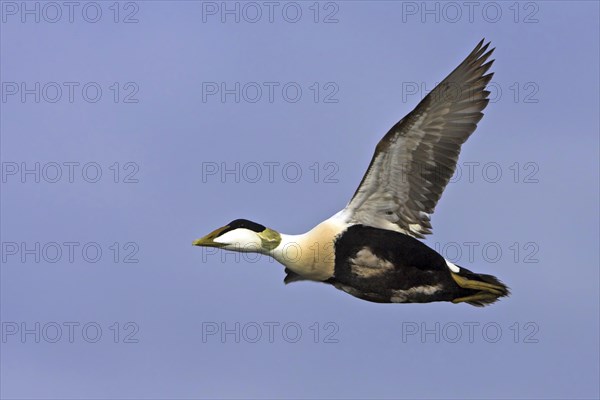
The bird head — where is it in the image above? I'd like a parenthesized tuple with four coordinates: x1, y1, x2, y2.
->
(193, 219, 281, 253)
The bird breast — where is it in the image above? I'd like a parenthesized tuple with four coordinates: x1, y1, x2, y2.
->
(273, 216, 348, 281)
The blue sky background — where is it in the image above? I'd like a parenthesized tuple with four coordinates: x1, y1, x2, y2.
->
(1, 1, 599, 399)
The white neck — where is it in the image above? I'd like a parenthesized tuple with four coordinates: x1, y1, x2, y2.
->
(269, 212, 350, 281)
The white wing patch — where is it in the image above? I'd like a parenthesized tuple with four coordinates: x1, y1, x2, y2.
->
(445, 260, 460, 273)
(390, 285, 442, 303)
(349, 248, 395, 278)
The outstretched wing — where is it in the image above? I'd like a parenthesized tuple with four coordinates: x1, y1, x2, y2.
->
(342, 40, 495, 238)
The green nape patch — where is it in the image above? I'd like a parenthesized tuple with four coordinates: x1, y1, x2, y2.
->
(259, 228, 281, 251)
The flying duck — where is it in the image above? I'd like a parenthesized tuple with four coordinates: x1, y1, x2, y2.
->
(194, 40, 509, 306)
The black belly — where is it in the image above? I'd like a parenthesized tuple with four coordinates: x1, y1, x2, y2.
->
(328, 225, 460, 303)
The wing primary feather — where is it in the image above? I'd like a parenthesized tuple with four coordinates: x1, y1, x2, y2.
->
(343, 40, 496, 238)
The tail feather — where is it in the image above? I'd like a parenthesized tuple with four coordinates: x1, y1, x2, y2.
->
(450, 267, 510, 307)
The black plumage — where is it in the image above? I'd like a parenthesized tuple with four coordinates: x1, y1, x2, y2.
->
(326, 225, 506, 305)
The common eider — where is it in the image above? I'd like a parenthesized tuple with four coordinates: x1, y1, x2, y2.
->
(194, 40, 510, 306)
